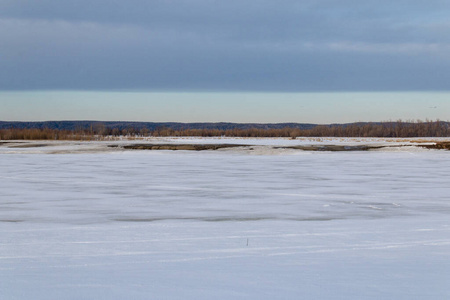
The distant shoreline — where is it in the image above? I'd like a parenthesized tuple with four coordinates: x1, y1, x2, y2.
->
(1, 138, 450, 154)
(1, 120, 450, 139)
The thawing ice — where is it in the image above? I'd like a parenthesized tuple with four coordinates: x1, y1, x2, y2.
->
(1, 138, 450, 299)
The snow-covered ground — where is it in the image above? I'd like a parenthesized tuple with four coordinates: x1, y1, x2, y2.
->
(1, 138, 450, 299)
(0, 136, 447, 154)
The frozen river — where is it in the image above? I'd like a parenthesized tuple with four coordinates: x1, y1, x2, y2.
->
(1, 139, 450, 299)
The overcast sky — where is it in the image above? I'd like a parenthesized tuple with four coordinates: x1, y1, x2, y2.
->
(1, 91, 448, 123)
(1, 1, 450, 122)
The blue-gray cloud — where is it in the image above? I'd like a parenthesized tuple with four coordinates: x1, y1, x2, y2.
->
(1, 0, 450, 91)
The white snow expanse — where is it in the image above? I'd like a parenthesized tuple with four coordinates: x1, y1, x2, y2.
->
(1, 138, 450, 299)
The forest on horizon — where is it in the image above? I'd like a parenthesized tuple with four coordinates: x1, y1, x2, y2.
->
(1, 120, 450, 140)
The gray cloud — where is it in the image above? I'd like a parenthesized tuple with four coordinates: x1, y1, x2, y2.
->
(1, 0, 450, 91)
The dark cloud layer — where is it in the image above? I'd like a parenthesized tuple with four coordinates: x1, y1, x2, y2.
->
(1, 0, 449, 91)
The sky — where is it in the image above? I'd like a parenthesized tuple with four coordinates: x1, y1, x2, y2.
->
(1, 1, 450, 123)
(1, 91, 449, 123)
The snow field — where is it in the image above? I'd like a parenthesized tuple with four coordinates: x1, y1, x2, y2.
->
(1, 141, 450, 299)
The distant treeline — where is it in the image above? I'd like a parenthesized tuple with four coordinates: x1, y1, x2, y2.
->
(1, 120, 450, 140)
(0, 121, 316, 131)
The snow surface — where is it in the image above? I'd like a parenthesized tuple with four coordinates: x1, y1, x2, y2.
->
(1, 139, 450, 299)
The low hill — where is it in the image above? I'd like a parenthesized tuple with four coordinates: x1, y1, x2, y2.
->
(0, 121, 318, 131)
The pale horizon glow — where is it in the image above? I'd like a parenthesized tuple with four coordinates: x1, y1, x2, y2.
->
(1, 91, 449, 124)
